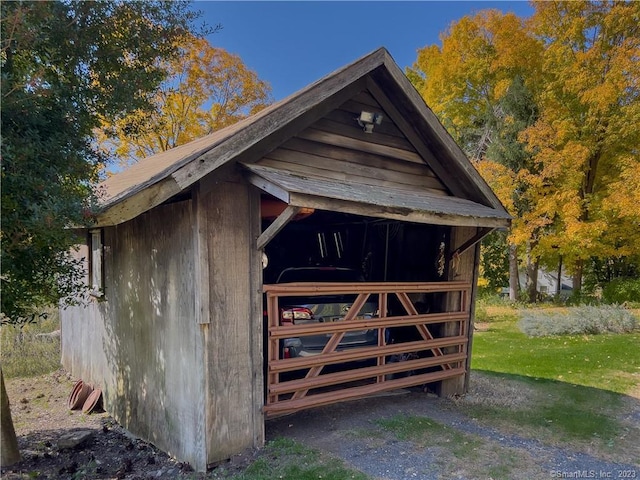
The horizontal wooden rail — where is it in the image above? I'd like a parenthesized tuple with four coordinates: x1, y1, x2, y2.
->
(264, 281, 470, 295)
(269, 352, 467, 395)
(269, 336, 468, 373)
(264, 367, 467, 416)
(271, 311, 468, 339)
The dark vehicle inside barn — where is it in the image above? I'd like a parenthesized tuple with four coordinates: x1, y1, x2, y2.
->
(275, 266, 379, 359)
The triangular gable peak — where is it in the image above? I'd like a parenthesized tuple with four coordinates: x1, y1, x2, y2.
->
(95, 47, 509, 228)
(253, 89, 450, 197)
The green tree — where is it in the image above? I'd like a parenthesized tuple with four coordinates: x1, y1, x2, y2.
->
(99, 35, 272, 165)
(482, 76, 542, 303)
(479, 230, 510, 292)
(1, 0, 203, 465)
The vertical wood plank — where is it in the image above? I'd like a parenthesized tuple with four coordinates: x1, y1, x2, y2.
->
(194, 185, 211, 324)
(247, 184, 265, 447)
(464, 242, 482, 392)
(202, 180, 263, 465)
(438, 226, 478, 397)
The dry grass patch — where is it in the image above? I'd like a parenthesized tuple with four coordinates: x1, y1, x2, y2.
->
(453, 371, 640, 465)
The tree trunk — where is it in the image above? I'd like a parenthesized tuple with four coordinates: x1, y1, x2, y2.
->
(1, 368, 21, 467)
(525, 243, 539, 303)
(555, 255, 563, 301)
(508, 243, 519, 302)
(573, 260, 583, 296)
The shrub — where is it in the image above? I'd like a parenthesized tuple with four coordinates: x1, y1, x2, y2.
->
(519, 305, 639, 337)
(602, 278, 640, 305)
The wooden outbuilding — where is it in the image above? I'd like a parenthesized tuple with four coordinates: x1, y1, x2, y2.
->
(60, 48, 510, 471)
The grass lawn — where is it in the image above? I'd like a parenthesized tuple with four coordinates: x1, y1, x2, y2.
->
(466, 303, 640, 456)
(471, 304, 640, 394)
(218, 438, 367, 480)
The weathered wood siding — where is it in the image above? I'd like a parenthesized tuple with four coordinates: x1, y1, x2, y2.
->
(60, 242, 113, 400)
(257, 90, 450, 198)
(438, 225, 480, 396)
(61, 200, 207, 469)
(198, 180, 264, 466)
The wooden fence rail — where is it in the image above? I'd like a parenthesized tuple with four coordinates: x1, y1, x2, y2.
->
(263, 281, 471, 416)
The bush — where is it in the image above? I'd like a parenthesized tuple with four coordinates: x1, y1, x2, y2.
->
(602, 278, 640, 305)
(519, 305, 639, 337)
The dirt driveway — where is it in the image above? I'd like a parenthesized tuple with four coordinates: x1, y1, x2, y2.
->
(267, 382, 639, 479)
(2, 370, 639, 479)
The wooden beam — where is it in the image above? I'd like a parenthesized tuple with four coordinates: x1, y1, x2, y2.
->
(289, 193, 511, 229)
(95, 176, 182, 227)
(245, 171, 290, 203)
(270, 352, 467, 395)
(193, 186, 210, 324)
(297, 128, 424, 164)
(369, 59, 506, 210)
(452, 227, 494, 257)
(264, 367, 467, 415)
(269, 337, 467, 373)
(256, 206, 301, 250)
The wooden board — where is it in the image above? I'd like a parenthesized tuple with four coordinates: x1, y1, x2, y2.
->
(281, 137, 440, 178)
(259, 154, 448, 194)
(438, 226, 479, 397)
(200, 181, 264, 465)
(244, 164, 512, 229)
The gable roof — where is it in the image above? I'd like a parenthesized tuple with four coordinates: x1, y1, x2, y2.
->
(96, 47, 510, 228)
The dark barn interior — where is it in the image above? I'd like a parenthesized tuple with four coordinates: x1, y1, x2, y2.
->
(261, 196, 457, 399)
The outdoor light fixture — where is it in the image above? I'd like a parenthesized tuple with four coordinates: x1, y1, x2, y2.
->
(357, 110, 383, 133)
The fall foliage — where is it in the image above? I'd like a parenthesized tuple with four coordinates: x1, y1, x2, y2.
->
(409, 1, 640, 298)
(99, 35, 272, 165)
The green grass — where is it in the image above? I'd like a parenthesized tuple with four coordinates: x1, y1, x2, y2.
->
(376, 415, 481, 458)
(466, 373, 622, 442)
(472, 305, 640, 394)
(216, 438, 368, 480)
(467, 303, 640, 453)
(1, 310, 62, 378)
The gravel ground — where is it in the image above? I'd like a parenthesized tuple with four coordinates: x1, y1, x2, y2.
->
(2, 370, 639, 479)
(267, 375, 640, 480)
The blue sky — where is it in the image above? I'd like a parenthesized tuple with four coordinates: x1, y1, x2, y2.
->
(197, 1, 534, 100)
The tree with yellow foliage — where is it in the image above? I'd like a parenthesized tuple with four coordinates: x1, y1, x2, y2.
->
(522, 1, 640, 293)
(100, 36, 272, 165)
(408, 9, 544, 301)
(410, 2, 640, 299)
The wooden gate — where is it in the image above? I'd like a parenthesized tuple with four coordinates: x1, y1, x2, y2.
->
(264, 281, 471, 416)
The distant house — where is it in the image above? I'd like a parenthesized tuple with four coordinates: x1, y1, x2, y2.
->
(502, 270, 573, 299)
(60, 48, 510, 471)
(523, 270, 573, 299)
